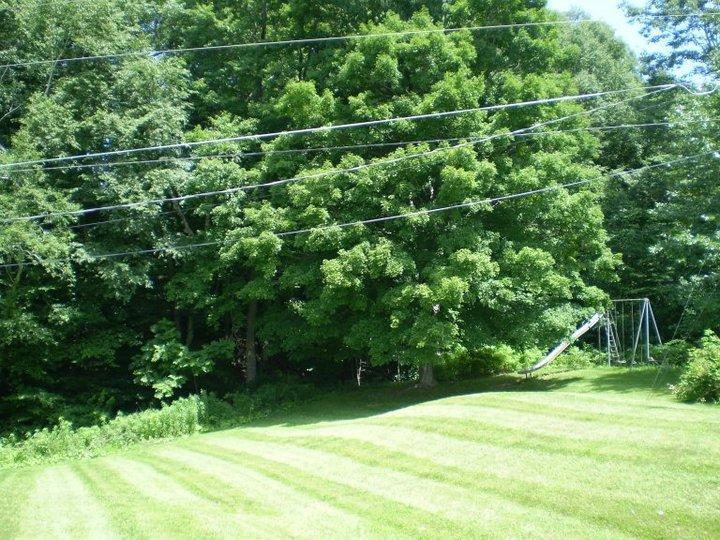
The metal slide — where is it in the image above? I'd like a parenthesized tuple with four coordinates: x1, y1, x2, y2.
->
(520, 313, 604, 375)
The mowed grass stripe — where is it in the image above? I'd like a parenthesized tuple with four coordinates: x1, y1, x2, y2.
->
(439, 392, 720, 431)
(366, 413, 720, 477)
(238, 428, 719, 538)
(144, 446, 376, 538)
(0, 469, 38, 539)
(128, 453, 281, 538)
(197, 434, 624, 538)
(400, 397, 720, 466)
(243, 422, 719, 518)
(20, 465, 116, 539)
(107, 456, 274, 537)
(2, 368, 719, 538)
(179, 439, 477, 539)
(380, 402, 720, 458)
(533, 392, 720, 425)
(75, 457, 255, 539)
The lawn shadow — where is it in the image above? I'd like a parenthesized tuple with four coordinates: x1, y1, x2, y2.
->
(227, 367, 680, 431)
(221, 373, 588, 431)
(554, 366, 679, 395)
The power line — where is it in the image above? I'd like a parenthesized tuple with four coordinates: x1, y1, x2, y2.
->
(67, 211, 176, 230)
(2, 87, 676, 224)
(276, 152, 717, 236)
(0, 84, 677, 170)
(1, 150, 715, 271)
(5, 119, 708, 176)
(38, 121, 687, 235)
(1, 12, 719, 70)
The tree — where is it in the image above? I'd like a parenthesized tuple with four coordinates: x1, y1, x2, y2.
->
(201, 11, 617, 385)
(608, 1, 720, 337)
(0, 0, 194, 428)
(0, 0, 672, 426)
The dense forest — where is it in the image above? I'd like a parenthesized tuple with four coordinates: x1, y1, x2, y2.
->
(0, 0, 718, 433)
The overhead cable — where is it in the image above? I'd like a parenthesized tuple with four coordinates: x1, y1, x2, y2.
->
(5, 119, 709, 175)
(1, 150, 715, 271)
(2, 12, 719, 69)
(50, 121, 693, 234)
(1, 86, 677, 223)
(0, 84, 678, 170)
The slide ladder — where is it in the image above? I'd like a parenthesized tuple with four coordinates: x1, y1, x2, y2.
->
(606, 318, 624, 365)
(520, 313, 604, 375)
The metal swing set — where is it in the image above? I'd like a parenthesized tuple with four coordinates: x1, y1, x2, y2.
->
(601, 298, 663, 366)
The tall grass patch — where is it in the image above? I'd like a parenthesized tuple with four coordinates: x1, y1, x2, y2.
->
(0, 379, 313, 468)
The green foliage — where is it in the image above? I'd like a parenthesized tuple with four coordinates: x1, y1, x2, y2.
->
(673, 331, 720, 403)
(132, 320, 223, 400)
(0, 379, 313, 468)
(436, 345, 523, 381)
(2, 0, 702, 431)
(0, 395, 204, 468)
(652, 339, 692, 366)
(606, 0, 720, 338)
(552, 346, 605, 371)
(201, 377, 314, 429)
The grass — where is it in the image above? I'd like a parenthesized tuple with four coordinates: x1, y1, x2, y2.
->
(1, 366, 718, 539)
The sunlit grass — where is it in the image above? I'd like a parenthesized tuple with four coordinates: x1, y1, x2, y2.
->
(1, 367, 718, 539)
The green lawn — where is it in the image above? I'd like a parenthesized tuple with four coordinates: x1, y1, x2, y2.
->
(1, 367, 719, 539)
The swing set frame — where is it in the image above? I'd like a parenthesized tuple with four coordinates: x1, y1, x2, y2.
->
(600, 298, 663, 366)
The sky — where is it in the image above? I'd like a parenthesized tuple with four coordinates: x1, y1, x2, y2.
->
(546, 0, 656, 54)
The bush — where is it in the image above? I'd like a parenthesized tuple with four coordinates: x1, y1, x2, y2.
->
(201, 377, 314, 429)
(0, 396, 204, 469)
(0, 379, 313, 469)
(437, 345, 523, 381)
(552, 346, 605, 370)
(673, 331, 720, 403)
(651, 340, 692, 366)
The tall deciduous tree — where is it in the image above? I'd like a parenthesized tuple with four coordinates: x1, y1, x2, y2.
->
(0, 0, 683, 428)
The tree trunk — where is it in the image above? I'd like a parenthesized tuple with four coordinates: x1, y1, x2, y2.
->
(170, 187, 195, 236)
(419, 363, 437, 388)
(255, 0, 268, 100)
(185, 315, 194, 348)
(245, 300, 258, 385)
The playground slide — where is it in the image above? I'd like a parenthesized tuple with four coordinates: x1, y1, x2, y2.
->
(520, 313, 604, 375)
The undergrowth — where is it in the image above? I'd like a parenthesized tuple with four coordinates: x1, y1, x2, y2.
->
(0, 378, 313, 469)
(673, 331, 720, 403)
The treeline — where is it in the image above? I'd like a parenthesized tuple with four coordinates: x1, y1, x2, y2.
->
(0, 0, 718, 432)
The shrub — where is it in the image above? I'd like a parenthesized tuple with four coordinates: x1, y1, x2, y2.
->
(651, 340, 692, 366)
(673, 331, 720, 403)
(0, 396, 204, 468)
(437, 345, 523, 381)
(132, 320, 231, 401)
(552, 346, 605, 370)
(201, 377, 314, 429)
(0, 379, 313, 469)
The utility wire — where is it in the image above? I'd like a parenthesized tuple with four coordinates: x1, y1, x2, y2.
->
(47, 121, 690, 234)
(2, 86, 677, 224)
(49, 121, 684, 233)
(5, 120, 707, 176)
(0, 84, 678, 170)
(1, 151, 715, 271)
(67, 211, 176, 230)
(1, 12, 719, 69)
